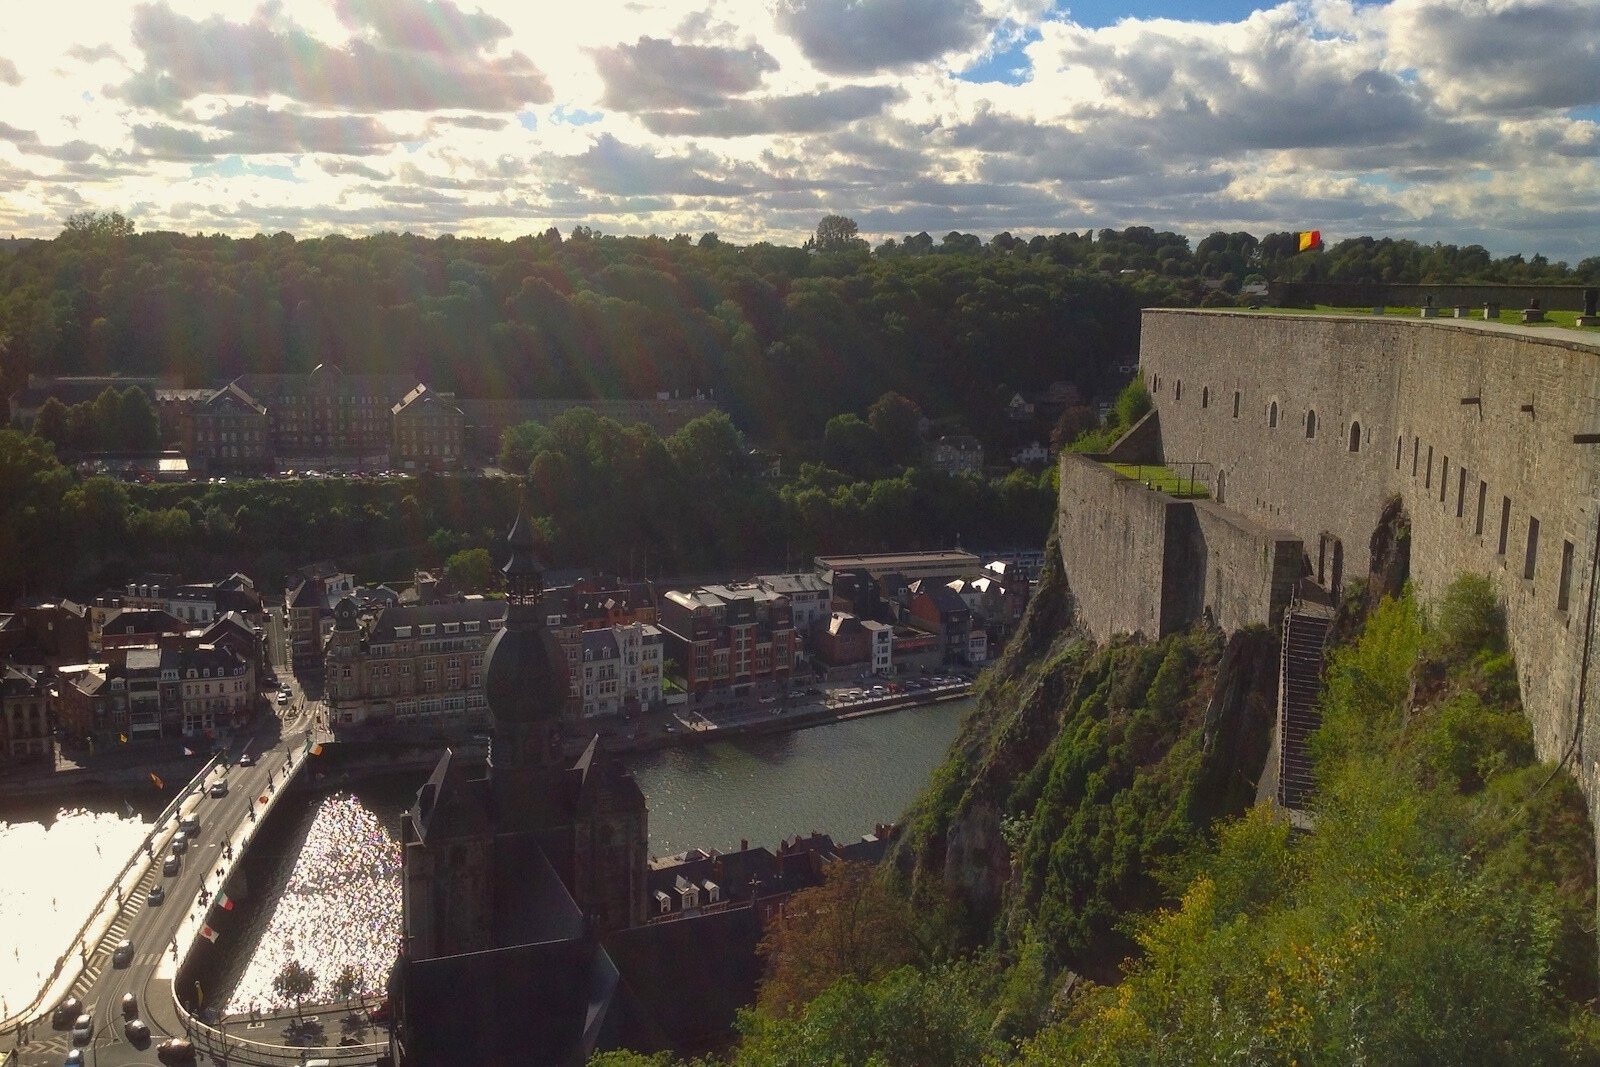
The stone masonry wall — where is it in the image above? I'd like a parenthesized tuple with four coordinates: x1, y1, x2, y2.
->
(1136, 309, 1600, 807)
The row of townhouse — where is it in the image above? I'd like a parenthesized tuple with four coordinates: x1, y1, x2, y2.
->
(656, 584, 796, 708)
(0, 592, 268, 762)
(322, 578, 668, 727)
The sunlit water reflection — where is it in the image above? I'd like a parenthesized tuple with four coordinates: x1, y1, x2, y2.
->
(221, 794, 400, 1014)
(0, 807, 151, 1015)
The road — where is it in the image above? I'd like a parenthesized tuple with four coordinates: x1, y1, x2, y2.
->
(4, 718, 312, 1067)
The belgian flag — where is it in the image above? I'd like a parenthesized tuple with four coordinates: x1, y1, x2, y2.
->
(1297, 230, 1323, 252)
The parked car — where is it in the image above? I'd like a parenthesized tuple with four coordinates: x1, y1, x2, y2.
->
(157, 1038, 197, 1063)
(51, 996, 83, 1028)
(209, 780, 229, 798)
(147, 885, 165, 906)
(71, 1013, 93, 1045)
(124, 1018, 149, 1043)
(238, 753, 254, 767)
(120, 993, 139, 1018)
(112, 940, 134, 967)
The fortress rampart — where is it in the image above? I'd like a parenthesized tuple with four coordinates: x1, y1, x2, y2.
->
(1059, 309, 1600, 807)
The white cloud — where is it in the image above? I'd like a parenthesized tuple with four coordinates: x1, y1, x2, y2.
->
(0, 0, 1590, 254)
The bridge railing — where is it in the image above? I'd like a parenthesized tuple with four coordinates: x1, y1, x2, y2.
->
(174, 985, 387, 1064)
(0, 751, 223, 1036)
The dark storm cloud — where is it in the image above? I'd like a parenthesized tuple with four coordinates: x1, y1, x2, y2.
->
(1393, 0, 1600, 113)
(334, 0, 511, 53)
(639, 84, 901, 136)
(133, 105, 399, 160)
(554, 134, 752, 196)
(774, 0, 990, 74)
(118, 2, 551, 113)
(592, 37, 778, 110)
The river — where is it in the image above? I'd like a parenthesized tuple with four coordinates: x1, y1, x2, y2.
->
(0, 697, 972, 1013)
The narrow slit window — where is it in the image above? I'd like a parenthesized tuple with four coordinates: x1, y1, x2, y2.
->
(1440, 457, 1448, 501)
(1559, 540, 1575, 611)
(1456, 467, 1467, 518)
(1425, 445, 1433, 489)
(1498, 496, 1511, 556)
(1524, 516, 1540, 580)
(1232, 391, 1241, 418)
(1349, 421, 1362, 452)
(1412, 437, 1420, 476)
(1202, 386, 1210, 409)
(1305, 410, 1317, 439)
(1176, 380, 1183, 401)
(1476, 480, 1487, 536)
(1395, 435, 1403, 469)
(1269, 401, 1279, 428)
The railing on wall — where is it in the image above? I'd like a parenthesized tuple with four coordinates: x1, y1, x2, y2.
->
(174, 994, 386, 1066)
(0, 751, 223, 1036)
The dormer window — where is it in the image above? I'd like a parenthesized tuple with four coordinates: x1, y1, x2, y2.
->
(464, 621, 480, 633)
(395, 626, 412, 638)
(420, 624, 436, 636)
(443, 622, 460, 634)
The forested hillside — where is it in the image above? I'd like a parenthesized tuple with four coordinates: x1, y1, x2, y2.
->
(599, 547, 1599, 1065)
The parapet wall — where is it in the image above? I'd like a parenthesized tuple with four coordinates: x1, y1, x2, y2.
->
(1057, 455, 1299, 640)
(1130, 309, 1600, 804)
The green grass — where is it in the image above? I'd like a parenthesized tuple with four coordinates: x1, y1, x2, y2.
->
(1106, 463, 1210, 498)
(1233, 305, 1598, 329)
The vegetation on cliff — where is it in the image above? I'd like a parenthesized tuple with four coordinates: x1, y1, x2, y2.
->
(598, 563, 1597, 1065)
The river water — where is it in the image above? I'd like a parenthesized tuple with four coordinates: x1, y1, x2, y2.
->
(1, 698, 972, 1013)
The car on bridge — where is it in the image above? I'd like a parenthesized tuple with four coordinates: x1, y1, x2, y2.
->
(112, 940, 134, 967)
(209, 779, 229, 798)
(170, 832, 188, 855)
(71, 1012, 93, 1045)
(239, 753, 254, 767)
(64, 1049, 84, 1065)
(147, 884, 165, 906)
(124, 1018, 150, 1044)
(163, 854, 181, 876)
(51, 996, 83, 1028)
(122, 993, 139, 1018)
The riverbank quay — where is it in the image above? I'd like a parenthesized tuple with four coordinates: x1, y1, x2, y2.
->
(0, 738, 230, 803)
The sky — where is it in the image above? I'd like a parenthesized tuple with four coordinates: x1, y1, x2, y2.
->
(0, 0, 1597, 256)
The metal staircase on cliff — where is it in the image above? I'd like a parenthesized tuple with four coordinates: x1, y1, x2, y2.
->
(1277, 596, 1336, 811)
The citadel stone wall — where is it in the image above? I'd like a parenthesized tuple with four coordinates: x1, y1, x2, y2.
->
(1131, 309, 1600, 803)
(1057, 455, 1300, 641)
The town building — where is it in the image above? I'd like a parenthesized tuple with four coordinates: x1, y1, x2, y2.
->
(286, 561, 356, 668)
(232, 364, 415, 461)
(173, 643, 255, 736)
(53, 664, 124, 743)
(754, 573, 831, 636)
(577, 623, 664, 719)
(928, 434, 984, 475)
(814, 550, 981, 587)
(185, 382, 272, 468)
(656, 584, 796, 707)
(1, 666, 52, 761)
(93, 608, 189, 653)
(391, 385, 465, 471)
(0, 600, 91, 669)
(905, 582, 985, 666)
(324, 598, 506, 728)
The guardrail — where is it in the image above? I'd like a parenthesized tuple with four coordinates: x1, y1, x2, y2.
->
(0, 751, 223, 1036)
(175, 996, 386, 1066)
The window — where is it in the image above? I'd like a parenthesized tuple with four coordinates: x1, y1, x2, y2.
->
(1412, 437, 1420, 476)
(1498, 496, 1511, 556)
(1476, 480, 1487, 536)
(1559, 540, 1576, 611)
(1395, 435, 1403, 469)
(1425, 445, 1433, 488)
(1305, 410, 1317, 438)
(1232, 391, 1241, 418)
(1456, 467, 1467, 518)
(1201, 386, 1210, 409)
(1349, 421, 1361, 452)
(1269, 401, 1279, 428)
(1440, 457, 1448, 502)
(1176, 380, 1183, 401)
(1524, 517, 1540, 580)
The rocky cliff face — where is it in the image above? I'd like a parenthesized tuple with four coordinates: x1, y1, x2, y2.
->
(895, 525, 1280, 970)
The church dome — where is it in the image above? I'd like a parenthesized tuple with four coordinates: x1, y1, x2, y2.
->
(483, 622, 568, 726)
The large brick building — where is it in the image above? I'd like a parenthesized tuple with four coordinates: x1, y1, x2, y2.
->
(657, 583, 795, 706)
(391, 385, 465, 471)
(324, 598, 506, 727)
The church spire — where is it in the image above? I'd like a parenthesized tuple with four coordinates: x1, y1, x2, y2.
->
(501, 493, 544, 625)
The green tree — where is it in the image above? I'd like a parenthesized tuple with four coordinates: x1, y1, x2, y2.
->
(118, 387, 161, 452)
(444, 547, 494, 593)
(866, 391, 923, 465)
(330, 964, 362, 1003)
(272, 959, 317, 1017)
(811, 214, 867, 254)
(32, 396, 68, 449)
(821, 413, 881, 478)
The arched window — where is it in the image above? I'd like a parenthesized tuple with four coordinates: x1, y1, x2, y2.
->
(1269, 401, 1279, 428)
(1349, 421, 1362, 452)
(1305, 410, 1317, 439)
(1201, 386, 1210, 409)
